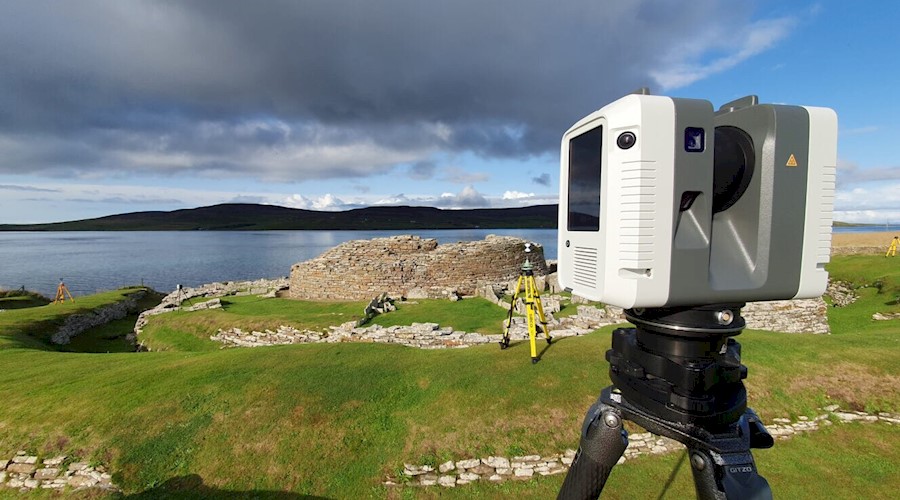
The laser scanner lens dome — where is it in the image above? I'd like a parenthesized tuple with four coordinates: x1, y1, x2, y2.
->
(617, 131, 636, 149)
(712, 126, 756, 214)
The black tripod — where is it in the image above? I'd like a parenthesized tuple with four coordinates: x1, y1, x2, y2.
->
(558, 305, 774, 500)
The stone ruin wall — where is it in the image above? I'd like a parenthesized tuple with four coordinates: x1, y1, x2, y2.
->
(287, 234, 830, 333)
(743, 298, 830, 334)
(289, 235, 548, 301)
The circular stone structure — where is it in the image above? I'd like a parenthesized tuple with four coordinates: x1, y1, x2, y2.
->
(288, 235, 549, 301)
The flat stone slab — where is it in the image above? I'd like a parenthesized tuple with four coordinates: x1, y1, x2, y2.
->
(6, 463, 36, 474)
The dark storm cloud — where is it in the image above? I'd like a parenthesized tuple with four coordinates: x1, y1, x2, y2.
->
(532, 173, 551, 187)
(408, 161, 437, 180)
(0, 0, 784, 179)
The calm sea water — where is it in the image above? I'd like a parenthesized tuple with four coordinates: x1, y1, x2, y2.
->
(2, 225, 896, 298)
(0, 229, 557, 297)
(835, 225, 900, 233)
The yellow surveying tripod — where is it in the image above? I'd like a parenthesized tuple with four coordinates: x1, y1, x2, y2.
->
(887, 236, 899, 257)
(501, 243, 552, 364)
(53, 279, 75, 304)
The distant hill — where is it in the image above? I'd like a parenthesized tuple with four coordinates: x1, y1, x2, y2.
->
(0, 203, 559, 231)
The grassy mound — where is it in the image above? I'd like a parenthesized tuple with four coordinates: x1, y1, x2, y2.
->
(0, 256, 896, 498)
(0, 288, 51, 310)
(0, 287, 161, 351)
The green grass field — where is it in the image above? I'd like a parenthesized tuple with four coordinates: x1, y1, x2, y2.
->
(0, 255, 897, 498)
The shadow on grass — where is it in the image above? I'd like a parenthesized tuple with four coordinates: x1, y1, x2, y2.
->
(501, 334, 558, 362)
(0, 287, 164, 353)
(124, 474, 331, 499)
(0, 296, 51, 309)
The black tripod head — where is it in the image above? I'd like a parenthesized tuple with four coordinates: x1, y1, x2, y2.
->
(559, 304, 774, 500)
(610, 305, 749, 430)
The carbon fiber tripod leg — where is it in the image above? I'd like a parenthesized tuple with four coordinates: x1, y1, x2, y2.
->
(557, 398, 628, 499)
(687, 447, 771, 500)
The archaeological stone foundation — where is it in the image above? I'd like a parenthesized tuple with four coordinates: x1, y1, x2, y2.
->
(289, 235, 548, 300)
(285, 234, 833, 334)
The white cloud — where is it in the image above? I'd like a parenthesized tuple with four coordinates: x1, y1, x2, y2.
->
(374, 194, 415, 205)
(433, 185, 489, 208)
(834, 210, 900, 225)
(503, 190, 535, 200)
(834, 180, 900, 223)
(366, 187, 558, 210)
(457, 186, 488, 206)
(282, 193, 350, 211)
(651, 17, 795, 90)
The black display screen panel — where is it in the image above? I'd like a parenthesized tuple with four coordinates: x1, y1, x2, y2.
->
(567, 126, 602, 231)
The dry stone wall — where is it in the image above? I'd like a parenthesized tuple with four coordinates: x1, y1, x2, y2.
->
(130, 278, 289, 347)
(743, 298, 830, 334)
(209, 303, 619, 349)
(51, 290, 145, 345)
(387, 405, 900, 489)
(289, 235, 548, 300)
(286, 234, 831, 331)
(831, 245, 884, 255)
(0, 452, 115, 492)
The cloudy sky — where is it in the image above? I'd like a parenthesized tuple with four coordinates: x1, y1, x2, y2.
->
(0, 0, 898, 224)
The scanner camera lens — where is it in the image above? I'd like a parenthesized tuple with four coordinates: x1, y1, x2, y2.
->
(617, 131, 636, 149)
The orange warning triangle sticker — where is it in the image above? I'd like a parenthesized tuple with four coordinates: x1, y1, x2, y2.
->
(786, 154, 798, 167)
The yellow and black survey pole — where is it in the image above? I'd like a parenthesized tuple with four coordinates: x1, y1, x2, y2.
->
(501, 244, 552, 364)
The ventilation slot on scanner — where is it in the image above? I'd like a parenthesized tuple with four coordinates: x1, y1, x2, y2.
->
(573, 246, 599, 289)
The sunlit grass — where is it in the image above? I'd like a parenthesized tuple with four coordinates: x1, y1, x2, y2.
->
(0, 255, 895, 497)
(368, 297, 509, 334)
(139, 296, 369, 351)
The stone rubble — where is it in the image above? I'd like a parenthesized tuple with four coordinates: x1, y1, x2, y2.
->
(210, 301, 618, 349)
(872, 312, 900, 321)
(825, 280, 859, 307)
(385, 406, 900, 488)
(0, 452, 116, 492)
(485, 278, 831, 334)
(208, 283, 838, 348)
(360, 293, 396, 326)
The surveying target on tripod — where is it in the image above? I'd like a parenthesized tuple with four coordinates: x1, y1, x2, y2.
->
(501, 242, 552, 364)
